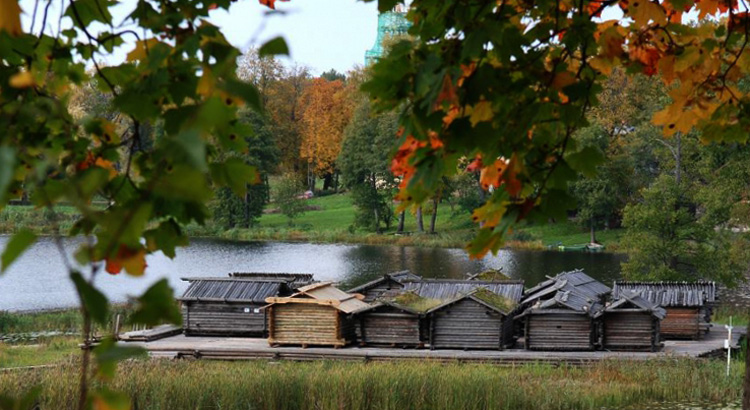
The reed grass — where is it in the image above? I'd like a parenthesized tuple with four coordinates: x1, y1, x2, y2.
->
(0, 358, 741, 409)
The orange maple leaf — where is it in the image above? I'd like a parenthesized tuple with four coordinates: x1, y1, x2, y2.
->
(105, 245, 148, 276)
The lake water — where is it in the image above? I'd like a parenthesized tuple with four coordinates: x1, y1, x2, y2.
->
(0, 236, 627, 311)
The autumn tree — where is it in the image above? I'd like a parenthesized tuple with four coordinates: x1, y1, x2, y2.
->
(266, 64, 311, 173)
(299, 77, 353, 191)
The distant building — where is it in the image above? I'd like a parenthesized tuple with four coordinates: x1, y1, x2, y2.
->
(365, 6, 411, 65)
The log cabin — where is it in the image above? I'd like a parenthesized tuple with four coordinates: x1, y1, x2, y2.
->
(520, 287, 604, 351)
(354, 299, 427, 347)
(598, 290, 666, 352)
(179, 278, 295, 337)
(612, 281, 717, 340)
(426, 288, 520, 350)
(265, 282, 371, 348)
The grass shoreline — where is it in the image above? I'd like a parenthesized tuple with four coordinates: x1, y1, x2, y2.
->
(0, 358, 743, 409)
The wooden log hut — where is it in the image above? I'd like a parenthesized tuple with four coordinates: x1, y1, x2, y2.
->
(354, 299, 428, 347)
(519, 287, 604, 351)
(346, 270, 422, 303)
(612, 281, 717, 340)
(265, 282, 371, 348)
(178, 278, 294, 337)
(598, 290, 666, 352)
(426, 288, 521, 350)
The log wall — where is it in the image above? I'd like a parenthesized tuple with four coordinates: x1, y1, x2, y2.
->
(603, 312, 659, 352)
(525, 313, 594, 351)
(430, 299, 507, 350)
(359, 307, 422, 347)
(268, 303, 345, 347)
(182, 302, 266, 337)
(661, 307, 705, 340)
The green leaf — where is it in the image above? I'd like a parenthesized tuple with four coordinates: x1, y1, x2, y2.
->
(93, 338, 146, 379)
(1, 229, 37, 273)
(209, 158, 259, 197)
(0, 146, 16, 207)
(376, 0, 401, 13)
(144, 219, 188, 259)
(153, 166, 212, 202)
(65, 0, 113, 27)
(129, 279, 182, 326)
(565, 146, 605, 178)
(221, 79, 262, 112)
(71, 271, 109, 326)
(258, 36, 289, 57)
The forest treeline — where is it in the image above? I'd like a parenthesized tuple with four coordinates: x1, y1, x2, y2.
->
(64, 50, 750, 286)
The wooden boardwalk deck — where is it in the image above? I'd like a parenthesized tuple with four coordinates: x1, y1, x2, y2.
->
(121, 324, 743, 365)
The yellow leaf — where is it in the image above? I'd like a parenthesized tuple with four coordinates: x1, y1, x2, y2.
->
(197, 69, 214, 97)
(9, 71, 34, 88)
(126, 38, 160, 62)
(469, 100, 493, 127)
(0, 0, 22, 36)
(653, 104, 696, 136)
(628, 0, 667, 27)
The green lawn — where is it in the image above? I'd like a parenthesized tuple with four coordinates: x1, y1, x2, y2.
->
(0, 337, 78, 369)
(0, 194, 625, 250)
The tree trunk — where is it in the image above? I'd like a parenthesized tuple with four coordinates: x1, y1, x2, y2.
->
(397, 211, 405, 233)
(675, 133, 682, 186)
(745, 318, 750, 410)
(323, 172, 333, 191)
(590, 217, 596, 244)
(430, 197, 438, 234)
(243, 187, 250, 228)
(416, 206, 424, 232)
(334, 171, 339, 193)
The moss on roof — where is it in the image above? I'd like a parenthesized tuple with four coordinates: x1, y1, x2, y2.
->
(392, 291, 442, 313)
(472, 288, 517, 313)
(473, 269, 511, 282)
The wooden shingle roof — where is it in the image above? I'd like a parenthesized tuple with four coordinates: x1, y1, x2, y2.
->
(602, 290, 667, 319)
(179, 278, 287, 303)
(401, 279, 524, 302)
(346, 270, 422, 294)
(612, 281, 717, 307)
(228, 272, 314, 289)
(522, 270, 611, 305)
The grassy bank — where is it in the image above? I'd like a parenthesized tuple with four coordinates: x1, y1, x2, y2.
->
(0, 358, 742, 409)
(0, 194, 624, 251)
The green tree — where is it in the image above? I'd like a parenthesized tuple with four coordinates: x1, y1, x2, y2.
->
(274, 173, 307, 226)
(339, 98, 397, 233)
(621, 175, 744, 285)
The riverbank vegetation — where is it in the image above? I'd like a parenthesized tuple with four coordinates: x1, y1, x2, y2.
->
(0, 358, 742, 409)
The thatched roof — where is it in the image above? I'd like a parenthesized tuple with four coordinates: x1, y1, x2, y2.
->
(612, 281, 717, 307)
(179, 278, 288, 303)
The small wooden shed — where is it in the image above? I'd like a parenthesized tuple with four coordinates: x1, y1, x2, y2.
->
(598, 290, 666, 352)
(265, 282, 371, 348)
(426, 288, 520, 350)
(613, 281, 717, 340)
(178, 278, 293, 337)
(354, 299, 427, 347)
(347, 270, 422, 302)
(520, 288, 603, 351)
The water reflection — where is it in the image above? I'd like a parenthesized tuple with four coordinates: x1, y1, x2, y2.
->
(0, 237, 626, 311)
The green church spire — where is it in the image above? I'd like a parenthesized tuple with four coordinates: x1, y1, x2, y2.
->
(365, 6, 411, 65)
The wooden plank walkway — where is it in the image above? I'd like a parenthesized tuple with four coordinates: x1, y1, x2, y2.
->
(121, 324, 743, 365)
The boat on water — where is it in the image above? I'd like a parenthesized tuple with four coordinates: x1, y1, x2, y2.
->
(549, 243, 606, 252)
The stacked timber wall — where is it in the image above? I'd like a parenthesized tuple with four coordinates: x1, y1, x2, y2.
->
(602, 312, 659, 352)
(182, 302, 266, 336)
(268, 304, 350, 347)
(359, 307, 422, 347)
(525, 313, 594, 351)
(430, 299, 507, 350)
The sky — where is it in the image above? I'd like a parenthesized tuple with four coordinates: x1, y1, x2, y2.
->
(19, 0, 380, 75)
